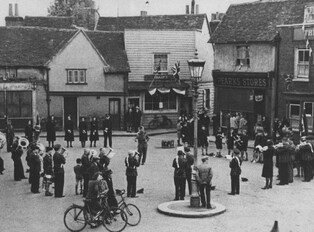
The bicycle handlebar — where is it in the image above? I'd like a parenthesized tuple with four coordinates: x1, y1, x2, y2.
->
(115, 189, 125, 196)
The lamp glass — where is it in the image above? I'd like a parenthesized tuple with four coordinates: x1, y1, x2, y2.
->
(187, 59, 205, 83)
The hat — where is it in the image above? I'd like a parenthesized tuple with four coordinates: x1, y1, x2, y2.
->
(53, 144, 61, 151)
(45, 147, 53, 152)
(128, 150, 135, 156)
(233, 148, 240, 155)
(201, 156, 209, 161)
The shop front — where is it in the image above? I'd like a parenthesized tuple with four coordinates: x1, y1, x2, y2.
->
(128, 74, 189, 129)
(213, 70, 273, 137)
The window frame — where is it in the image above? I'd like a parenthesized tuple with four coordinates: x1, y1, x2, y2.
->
(144, 91, 177, 113)
(236, 45, 250, 68)
(294, 48, 310, 80)
(153, 53, 169, 74)
(66, 69, 87, 84)
(304, 5, 314, 23)
(289, 103, 301, 131)
(304, 102, 314, 133)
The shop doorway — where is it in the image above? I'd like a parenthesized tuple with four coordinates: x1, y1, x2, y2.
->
(109, 98, 121, 130)
(64, 97, 77, 129)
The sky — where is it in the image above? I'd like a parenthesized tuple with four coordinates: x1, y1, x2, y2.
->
(0, 0, 255, 26)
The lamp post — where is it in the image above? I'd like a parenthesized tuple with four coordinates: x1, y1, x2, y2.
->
(187, 51, 205, 207)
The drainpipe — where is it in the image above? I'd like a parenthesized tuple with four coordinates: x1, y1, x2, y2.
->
(46, 68, 51, 117)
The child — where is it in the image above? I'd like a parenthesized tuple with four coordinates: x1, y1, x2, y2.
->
(74, 158, 83, 195)
(226, 130, 235, 157)
(199, 125, 209, 156)
(215, 128, 224, 158)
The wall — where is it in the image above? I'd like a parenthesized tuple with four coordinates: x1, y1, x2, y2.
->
(214, 43, 275, 72)
(125, 29, 196, 81)
(48, 31, 111, 93)
(104, 74, 125, 92)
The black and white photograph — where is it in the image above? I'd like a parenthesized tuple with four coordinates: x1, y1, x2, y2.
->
(0, 0, 314, 231)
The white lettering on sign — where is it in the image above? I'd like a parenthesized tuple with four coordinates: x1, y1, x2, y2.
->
(304, 5, 314, 23)
(0, 83, 32, 91)
(305, 29, 314, 37)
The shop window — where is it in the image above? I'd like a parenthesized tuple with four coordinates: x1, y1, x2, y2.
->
(236, 46, 250, 68)
(289, 103, 300, 131)
(67, 69, 86, 84)
(304, 102, 314, 133)
(154, 54, 168, 73)
(145, 91, 177, 111)
(295, 48, 310, 79)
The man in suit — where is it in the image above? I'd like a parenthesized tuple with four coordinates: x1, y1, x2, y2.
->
(196, 156, 213, 209)
(229, 149, 242, 195)
(29, 146, 41, 193)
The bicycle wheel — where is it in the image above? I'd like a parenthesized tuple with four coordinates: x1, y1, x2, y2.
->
(64, 205, 87, 232)
(148, 120, 158, 129)
(103, 207, 128, 232)
(123, 203, 141, 226)
(165, 119, 172, 128)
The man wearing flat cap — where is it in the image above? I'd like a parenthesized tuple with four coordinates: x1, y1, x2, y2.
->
(298, 135, 314, 182)
(229, 149, 242, 195)
(53, 144, 66, 197)
(196, 156, 213, 209)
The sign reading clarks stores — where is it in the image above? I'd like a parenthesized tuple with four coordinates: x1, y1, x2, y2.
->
(212, 71, 273, 89)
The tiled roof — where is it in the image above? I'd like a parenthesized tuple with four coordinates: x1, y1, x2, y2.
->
(210, 0, 313, 43)
(86, 31, 130, 72)
(0, 27, 129, 72)
(24, 16, 75, 29)
(96, 14, 207, 31)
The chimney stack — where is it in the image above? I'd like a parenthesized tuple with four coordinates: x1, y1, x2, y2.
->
(186, 5, 189, 14)
(191, 0, 195, 14)
(140, 11, 147, 16)
(9, 3, 13, 16)
(196, 4, 199, 14)
(14, 3, 19, 16)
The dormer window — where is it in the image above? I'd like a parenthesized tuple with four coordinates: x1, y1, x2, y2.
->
(236, 46, 250, 69)
(304, 5, 314, 23)
(154, 53, 168, 73)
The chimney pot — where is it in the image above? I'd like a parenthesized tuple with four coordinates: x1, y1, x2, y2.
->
(191, 0, 195, 14)
(9, 4, 13, 17)
(196, 4, 199, 14)
(186, 5, 189, 14)
(14, 3, 19, 17)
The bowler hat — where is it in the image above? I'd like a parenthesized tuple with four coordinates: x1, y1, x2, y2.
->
(53, 144, 61, 151)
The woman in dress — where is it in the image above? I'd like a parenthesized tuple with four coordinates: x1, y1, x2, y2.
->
(46, 115, 56, 148)
(89, 117, 99, 147)
(64, 115, 74, 148)
(261, 139, 275, 189)
(79, 117, 88, 147)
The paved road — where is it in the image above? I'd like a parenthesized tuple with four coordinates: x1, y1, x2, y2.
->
(0, 133, 313, 232)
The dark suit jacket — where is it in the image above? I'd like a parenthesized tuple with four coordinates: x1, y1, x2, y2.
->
(229, 157, 242, 176)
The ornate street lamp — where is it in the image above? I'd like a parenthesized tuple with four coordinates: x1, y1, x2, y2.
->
(187, 50, 205, 207)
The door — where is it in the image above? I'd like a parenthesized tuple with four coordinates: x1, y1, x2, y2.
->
(109, 98, 120, 130)
(64, 97, 77, 129)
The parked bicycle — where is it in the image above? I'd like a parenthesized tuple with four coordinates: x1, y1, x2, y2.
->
(63, 193, 128, 232)
(148, 115, 172, 129)
(116, 189, 141, 226)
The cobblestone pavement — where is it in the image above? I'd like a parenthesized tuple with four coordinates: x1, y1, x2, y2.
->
(0, 133, 314, 232)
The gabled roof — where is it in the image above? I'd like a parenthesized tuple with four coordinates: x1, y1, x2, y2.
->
(0, 27, 130, 72)
(96, 14, 207, 31)
(210, 0, 313, 44)
(24, 16, 75, 29)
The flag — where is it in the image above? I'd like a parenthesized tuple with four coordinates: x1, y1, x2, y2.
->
(310, 46, 313, 57)
(306, 39, 310, 48)
(171, 61, 180, 82)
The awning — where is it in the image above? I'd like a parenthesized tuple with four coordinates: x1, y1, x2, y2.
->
(128, 74, 189, 95)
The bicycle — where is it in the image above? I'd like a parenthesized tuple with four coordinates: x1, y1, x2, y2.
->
(148, 115, 172, 129)
(64, 195, 128, 232)
(116, 189, 141, 226)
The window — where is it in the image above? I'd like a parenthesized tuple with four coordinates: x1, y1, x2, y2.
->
(154, 54, 168, 73)
(304, 102, 314, 133)
(204, 89, 210, 109)
(236, 46, 250, 68)
(145, 91, 176, 111)
(304, 5, 314, 23)
(289, 102, 300, 131)
(67, 69, 86, 84)
(295, 48, 310, 79)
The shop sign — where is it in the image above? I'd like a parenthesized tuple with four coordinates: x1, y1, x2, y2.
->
(213, 72, 271, 88)
(294, 27, 314, 40)
(0, 83, 32, 91)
